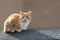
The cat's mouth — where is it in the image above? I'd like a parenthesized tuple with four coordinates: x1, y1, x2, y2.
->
(23, 20, 27, 22)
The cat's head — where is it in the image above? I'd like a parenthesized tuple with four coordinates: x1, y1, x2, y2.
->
(19, 11, 32, 22)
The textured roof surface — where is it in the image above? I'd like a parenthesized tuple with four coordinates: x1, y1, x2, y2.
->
(0, 29, 60, 40)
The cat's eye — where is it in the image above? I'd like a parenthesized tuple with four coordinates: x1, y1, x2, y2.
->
(22, 16, 25, 18)
(26, 16, 28, 18)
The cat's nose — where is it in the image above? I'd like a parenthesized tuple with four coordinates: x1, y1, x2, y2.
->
(23, 19, 26, 22)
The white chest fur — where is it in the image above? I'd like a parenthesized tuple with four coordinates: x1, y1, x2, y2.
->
(18, 20, 30, 30)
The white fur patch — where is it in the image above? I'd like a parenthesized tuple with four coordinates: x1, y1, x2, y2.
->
(18, 20, 30, 30)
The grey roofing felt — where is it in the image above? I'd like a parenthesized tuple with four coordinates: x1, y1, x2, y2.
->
(0, 29, 60, 40)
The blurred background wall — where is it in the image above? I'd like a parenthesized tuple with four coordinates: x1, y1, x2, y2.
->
(23, 0, 60, 29)
(0, 0, 23, 30)
(0, 0, 60, 30)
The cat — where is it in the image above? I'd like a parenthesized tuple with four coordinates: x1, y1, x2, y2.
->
(3, 10, 32, 32)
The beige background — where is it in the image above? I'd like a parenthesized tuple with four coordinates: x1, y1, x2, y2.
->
(0, 0, 23, 30)
(24, 0, 60, 29)
(0, 0, 60, 30)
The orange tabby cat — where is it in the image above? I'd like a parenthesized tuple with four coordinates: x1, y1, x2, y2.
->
(3, 11, 32, 32)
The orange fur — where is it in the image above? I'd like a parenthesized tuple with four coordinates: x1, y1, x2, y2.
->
(3, 11, 32, 32)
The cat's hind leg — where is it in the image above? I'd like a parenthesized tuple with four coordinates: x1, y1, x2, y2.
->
(9, 26, 15, 32)
(3, 26, 8, 32)
(14, 23, 22, 32)
(3, 25, 15, 32)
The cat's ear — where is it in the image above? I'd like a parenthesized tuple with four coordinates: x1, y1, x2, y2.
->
(27, 10, 32, 15)
(20, 11, 23, 15)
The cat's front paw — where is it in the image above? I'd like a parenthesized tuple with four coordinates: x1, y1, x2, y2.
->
(16, 30, 22, 32)
(11, 30, 15, 32)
